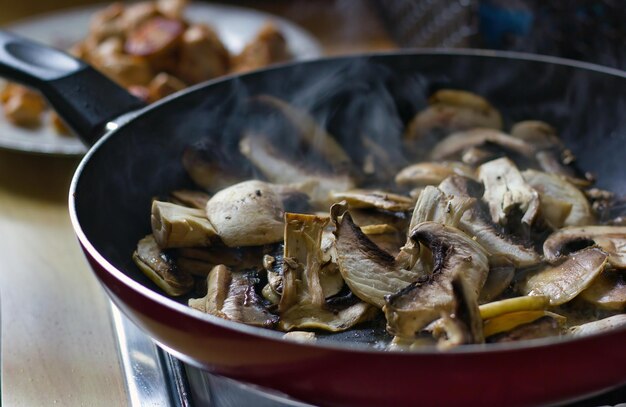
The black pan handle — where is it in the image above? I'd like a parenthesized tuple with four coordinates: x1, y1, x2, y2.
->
(0, 30, 145, 145)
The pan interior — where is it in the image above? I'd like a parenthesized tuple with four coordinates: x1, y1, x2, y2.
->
(73, 52, 626, 348)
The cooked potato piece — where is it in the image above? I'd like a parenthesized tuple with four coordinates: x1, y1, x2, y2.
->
(176, 24, 230, 84)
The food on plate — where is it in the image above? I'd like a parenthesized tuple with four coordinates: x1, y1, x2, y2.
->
(133, 88, 626, 349)
(1, 0, 291, 134)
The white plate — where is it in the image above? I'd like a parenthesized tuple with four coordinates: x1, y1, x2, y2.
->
(0, 3, 322, 156)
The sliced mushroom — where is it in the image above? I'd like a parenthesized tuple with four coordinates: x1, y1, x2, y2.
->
(478, 157, 540, 227)
(151, 200, 218, 248)
(432, 276, 484, 349)
(249, 95, 351, 172)
(486, 315, 564, 343)
(510, 120, 563, 150)
(483, 311, 566, 338)
(439, 175, 541, 268)
(519, 247, 609, 305)
(407, 185, 473, 232)
(579, 270, 626, 310)
(543, 226, 626, 268)
(205, 180, 285, 247)
(239, 133, 355, 208)
(332, 204, 422, 308)
(478, 261, 515, 303)
(430, 129, 535, 161)
(394, 161, 476, 188)
(568, 314, 626, 338)
(330, 189, 413, 212)
(522, 169, 595, 228)
(189, 265, 279, 328)
(279, 302, 376, 332)
(177, 246, 264, 269)
(535, 150, 593, 188)
(133, 234, 194, 296)
(279, 213, 328, 310)
(404, 89, 503, 143)
(384, 222, 489, 337)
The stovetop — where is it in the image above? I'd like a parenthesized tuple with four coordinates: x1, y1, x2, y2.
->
(109, 304, 626, 407)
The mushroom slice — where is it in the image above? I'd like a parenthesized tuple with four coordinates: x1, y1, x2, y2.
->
(522, 169, 595, 228)
(279, 213, 329, 310)
(278, 212, 374, 331)
(205, 180, 285, 247)
(478, 157, 540, 227)
(535, 150, 593, 188)
(170, 190, 211, 209)
(510, 120, 564, 150)
(182, 140, 251, 192)
(432, 277, 485, 349)
(478, 261, 515, 303)
(239, 134, 355, 208)
(519, 247, 609, 305)
(330, 189, 413, 212)
(479, 296, 550, 320)
(568, 314, 626, 338)
(404, 89, 503, 142)
(485, 314, 565, 342)
(579, 271, 626, 311)
(439, 175, 541, 268)
(543, 226, 626, 268)
(189, 265, 279, 328)
(332, 204, 421, 308)
(407, 186, 473, 232)
(394, 161, 476, 188)
(176, 257, 214, 277)
(384, 222, 489, 337)
(133, 235, 194, 296)
(279, 302, 376, 332)
(151, 201, 218, 249)
(430, 129, 535, 161)
(250, 95, 351, 172)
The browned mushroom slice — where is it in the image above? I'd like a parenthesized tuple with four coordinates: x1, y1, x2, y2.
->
(176, 257, 213, 277)
(332, 204, 423, 309)
(189, 265, 279, 328)
(330, 189, 413, 212)
(239, 134, 355, 208)
(384, 222, 489, 337)
(543, 226, 626, 268)
(430, 129, 535, 161)
(407, 186, 473, 232)
(579, 270, 626, 310)
(404, 89, 503, 142)
(522, 169, 595, 228)
(151, 200, 218, 248)
(170, 190, 211, 209)
(432, 277, 485, 349)
(249, 95, 351, 172)
(486, 315, 564, 343)
(182, 140, 251, 193)
(279, 213, 329, 311)
(568, 314, 626, 337)
(133, 234, 194, 296)
(438, 175, 541, 268)
(278, 213, 375, 331)
(478, 157, 540, 227)
(510, 121, 564, 150)
(483, 311, 566, 339)
(395, 161, 476, 188)
(478, 261, 515, 303)
(519, 247, 609, 305)
(205, 180, 285, 247)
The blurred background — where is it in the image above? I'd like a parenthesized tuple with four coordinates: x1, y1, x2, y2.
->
(2, 0, 625, 68)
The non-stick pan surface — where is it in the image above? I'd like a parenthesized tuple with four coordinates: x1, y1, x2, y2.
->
(2, 30, 626, 406)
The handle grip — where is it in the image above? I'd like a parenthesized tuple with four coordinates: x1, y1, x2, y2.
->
(0, 30, 145, 145)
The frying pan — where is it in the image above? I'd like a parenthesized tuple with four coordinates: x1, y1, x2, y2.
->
(2, 30, 626, 407)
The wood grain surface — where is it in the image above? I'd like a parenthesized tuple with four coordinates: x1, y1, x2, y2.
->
(0, 2, 395, 406)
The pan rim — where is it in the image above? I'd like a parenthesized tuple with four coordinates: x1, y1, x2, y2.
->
(69, 48, 626, 356)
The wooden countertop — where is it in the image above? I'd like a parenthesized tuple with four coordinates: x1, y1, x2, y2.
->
(0, 2, 395, 406)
